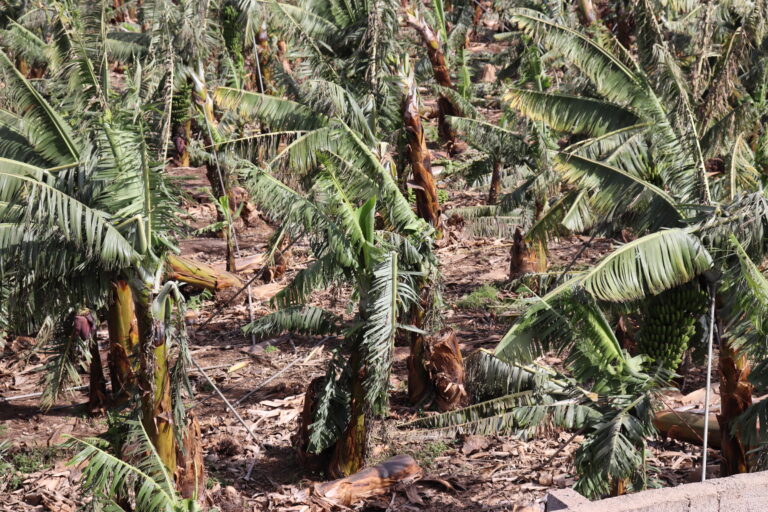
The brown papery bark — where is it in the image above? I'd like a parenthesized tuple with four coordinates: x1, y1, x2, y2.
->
(402, 87, 442, 233)
(316, 455, 422, 506)
(294, 376, 334, 471)
(718, 339, 752, 475)
(425, 329, 466, 411)
(407, 327, 466, 411)
(88, 338, 108, 415)
(406, 309, 430, 405)
(610, 477, 627, 497)
(176, 413, 205, 500)
(488, 161, 501, 205)
(509, 228, 537, 280)
(578, 0, 598, 26)
(406, 13, 460, 150)
(112, 0, 126, 22)
(277, 40, 292, 75)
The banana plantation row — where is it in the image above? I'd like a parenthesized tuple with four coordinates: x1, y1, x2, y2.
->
(1, 0, 767, 509)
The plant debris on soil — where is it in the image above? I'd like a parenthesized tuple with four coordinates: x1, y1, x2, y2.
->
(0, 168, 721, 512)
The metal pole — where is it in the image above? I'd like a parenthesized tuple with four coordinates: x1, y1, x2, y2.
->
(701, 282, 716, 482)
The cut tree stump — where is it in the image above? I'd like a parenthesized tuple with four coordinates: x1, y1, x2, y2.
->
(166, 254, 243, 291)
(509, 228, 538, 280)
(315, 455, 422, 506)
(426, 329, 466, 411)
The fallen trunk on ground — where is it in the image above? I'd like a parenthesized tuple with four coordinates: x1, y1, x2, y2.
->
(166, 254, 243, 291)
(315, 455, 422, 507)
(212, 253, 265, 273)
(653, 410, 721, 448)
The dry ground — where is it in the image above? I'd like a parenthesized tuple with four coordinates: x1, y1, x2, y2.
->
(0, 165, 721, 512)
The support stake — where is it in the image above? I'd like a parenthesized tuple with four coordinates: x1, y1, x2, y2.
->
(701, 282, 716, 482)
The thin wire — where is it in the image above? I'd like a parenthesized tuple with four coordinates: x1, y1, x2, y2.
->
(192, 232, 304, 334)
(201, 107, 258, 346)
(190, 356, 262, 449)
(232, 337, 327, 407)
(251, 23, 265, 94)
(701, 282, 716, 482)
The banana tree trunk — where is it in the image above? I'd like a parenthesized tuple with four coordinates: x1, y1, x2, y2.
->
(472, 0, 485, 27)
(469, 0, 486, 44)
(16, 57, 29, 77)
(171, 79, 193, 167)
(406, 309, 430, 404)
(134, 286, 177, 474)
(425, 329, 465, 410)
(406, 14, 460, 150)
(195, 76, 236, 273)
(532, 199, 548, 272)
(488, 161, 501, 205)
(127, 0, 137, 22)
(256, 23, 271, 93)
(329, 341, 367, 478)
(509, 227, 537, 279)
(296, 376, 335, 471)
(193, 73, 220, 136)
(403, 88, 442, 233)
(205, 167, 235, 272)
(577, 0, 598, 26)
(407, 325, 466, 411)
(88, 338, 108, 415)
(112, 0, 126, 22)
(107, 281, 139, 402)
(165, 254, 243, 291)
(134, 279, 205, 499)
(610, 477, 627, 497)
(277, 40, 292, 75)
(718, 337, 752, 475)
(176, 413, 205, 500)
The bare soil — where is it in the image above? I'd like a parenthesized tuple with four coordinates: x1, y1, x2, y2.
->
(0, 172, 719, 512)
(0, 29, 717, 510)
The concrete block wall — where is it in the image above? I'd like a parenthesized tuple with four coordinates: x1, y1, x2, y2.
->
(546, 471, 768, 512)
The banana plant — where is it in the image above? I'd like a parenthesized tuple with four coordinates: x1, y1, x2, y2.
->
(0, 3, 204, 497)
(417, 4, 768, 494)
(239, 152, 430, 476)
(194, 194, 244, 272)
(68, 421, 203, 512)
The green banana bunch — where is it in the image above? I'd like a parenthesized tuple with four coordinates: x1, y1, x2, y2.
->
(637, 281, 709, 370)
(171, 79, 193, 128)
